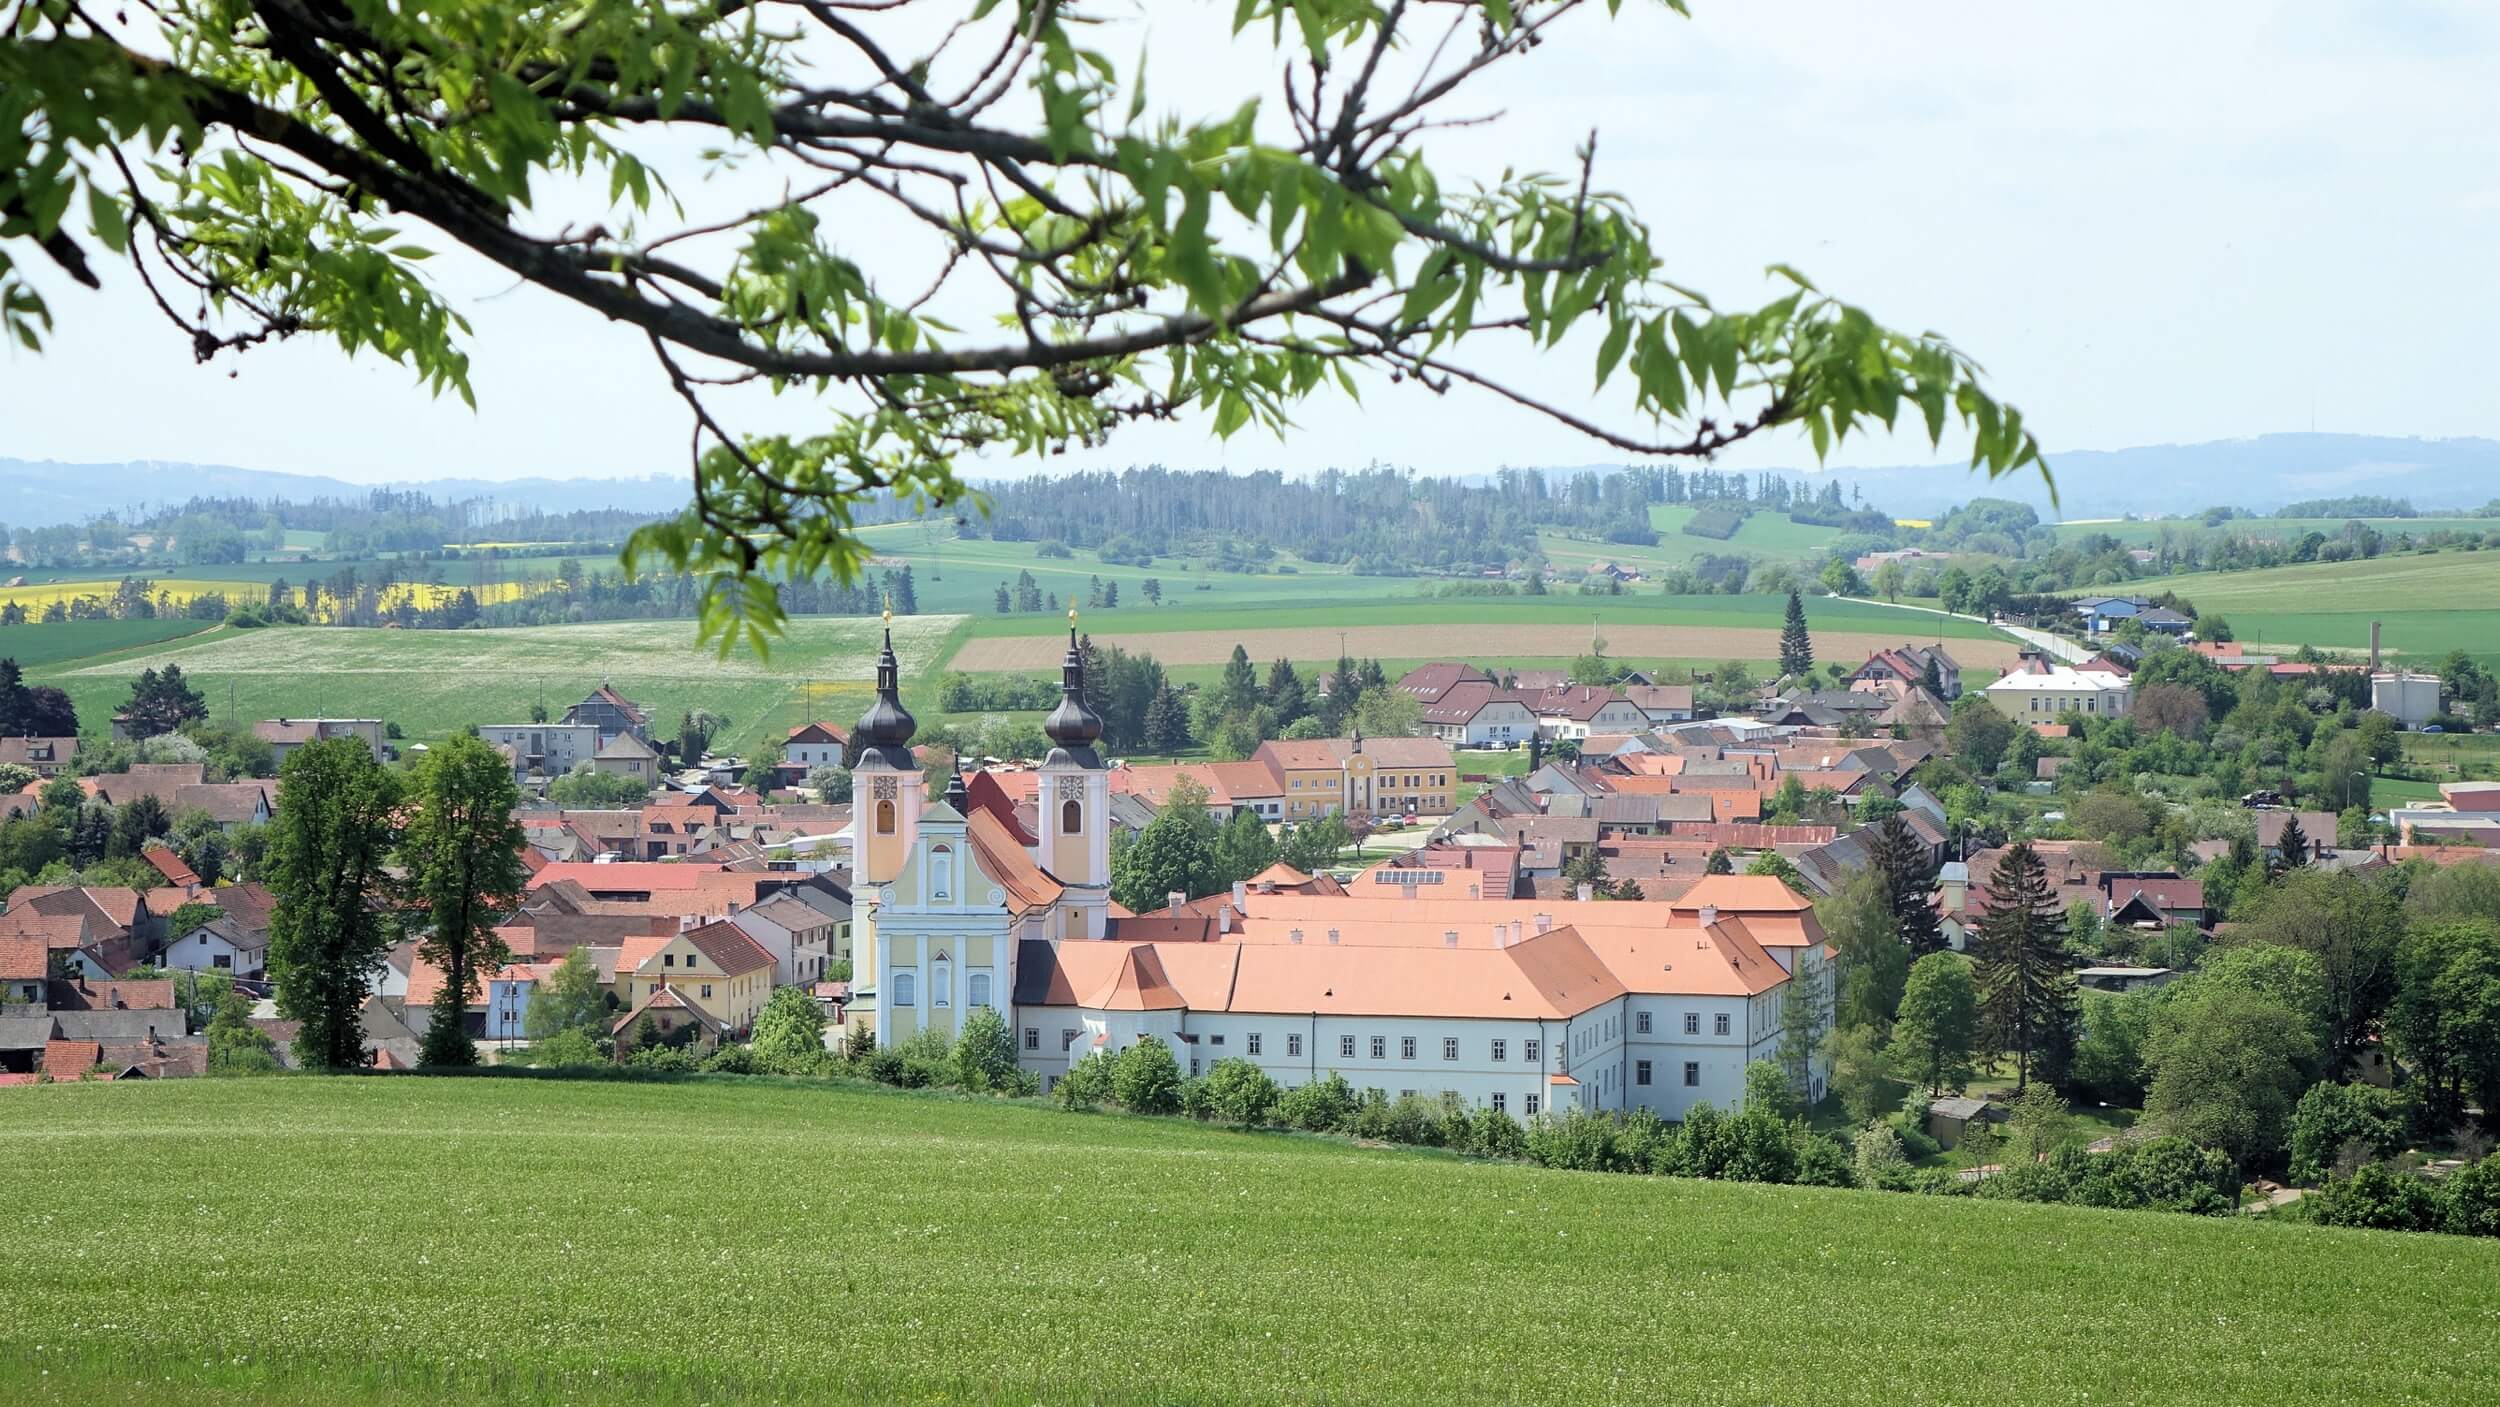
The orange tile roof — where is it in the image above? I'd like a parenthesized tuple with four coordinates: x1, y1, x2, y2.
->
(614, 935, 673, 978)
(44, 1039, 102, 1074)
(1081, 946, 1189, 1010)
(967, 809, 1063, 915)
(1025, 926, 1627, 1020)
(141, 847, 201, 887)
(0, 933, 45, 979)
(529, 861, 728, 891)
(680, 919, 777, 977)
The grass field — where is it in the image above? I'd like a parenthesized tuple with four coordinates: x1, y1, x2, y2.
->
(0, 617, 218, 668)
(853, 522, 1368, 618)
(1530, 506, 1846, 576)
(6, 1076, 2496, 1406)
(2152, 552, 2500, 664)
(27, 616, 960, 751)
(2053, 516, 2497, 547)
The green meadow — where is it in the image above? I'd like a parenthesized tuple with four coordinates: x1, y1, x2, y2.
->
(2150, 551, 2500, 664)
(2053, 516, 2496, 548)
(0, 617, 219, 670)
(5, 1076, 2494, 1406)
(26, 616, 962, 753)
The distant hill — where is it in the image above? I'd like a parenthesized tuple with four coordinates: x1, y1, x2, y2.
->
(9, 432, 2498, 527)
(1790, 434, 2500, 521)
(0, 458, 689, 527)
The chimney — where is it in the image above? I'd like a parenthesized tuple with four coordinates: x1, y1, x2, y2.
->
(1444, 930, 1459, 948)
(1167, 890, 1185, 913)
(2370, 619, 2382, 671)
(1699, 903, 1719, 927)
(1532, 912, 1552, 935)
(1232, 880, 1248, 909)
(1327, 928, 1341, 944)
(1289, 928, 1303, 944)
(1218, 908, 1232, 935)
(1576, 883, 1594, 902)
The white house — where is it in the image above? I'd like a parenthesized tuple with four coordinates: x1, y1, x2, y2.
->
(1420, 682, 1543, 747)
(1983, 664, 2134, 720)
(157, 915, 266, 980)
(478, 723, 601, 779)
(730, 889, 849, 985)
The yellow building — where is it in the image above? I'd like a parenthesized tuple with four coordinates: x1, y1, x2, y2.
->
(1254, 735, 1457, 820)
(615, 921, 777, 1032)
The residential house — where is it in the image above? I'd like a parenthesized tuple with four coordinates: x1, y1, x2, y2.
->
(479, 723, 601, 780)
(158, 914, 267, 979)
(593, 732, 663, 785)
(1522, 686, 1650, 740)
(1, 932, 46, 1006)
(615, 920, 778, 1032)
(8, 886, 156, 973)
(1622, 684, 1697, 725)
(730, 889, 850, 985)
(253, 718, 385, 766)
(172, 781, 273, 830)
(0, 735, 78, 777)
(611, 985, 731, 1053)
(1848, 645, 1962, 700)
(1418, 681, 1542, 748)
(1394, 663, 1494, 704)
(780, 721, 852, 789)
(562, 685, 652, 745)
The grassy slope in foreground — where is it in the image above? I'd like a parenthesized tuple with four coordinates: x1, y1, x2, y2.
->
(6, 1078, 2495, 1407)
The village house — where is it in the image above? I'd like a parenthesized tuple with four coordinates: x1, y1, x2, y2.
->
(729, 888, 852, 985)
(478, 722, 602, 780)
(561, 685, 652, 745)
(779, 721, 852, 789)
(1847, 645, 1963, 700)
(1253, 736, 1457, 820)
(253, 718, 386, 766)
(0, 735, 78, 777)
(1982, 661, 2134, 720)
(614, 921, 779, 1031)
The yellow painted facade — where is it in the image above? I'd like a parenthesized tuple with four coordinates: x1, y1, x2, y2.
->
(621, 933, 772, 1030)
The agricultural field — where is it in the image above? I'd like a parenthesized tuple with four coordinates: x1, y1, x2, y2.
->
(5, 1077, 2495, 1407)
(944, 595, 2014, 674)
(27, 615, 960, 753)
(0, 617, 218, 669)
(1533, 507, 1846, 578)
(2150, 551, 2500, 666)
(851, 521, 1370, 618)
(2052, 516, 2497, 548)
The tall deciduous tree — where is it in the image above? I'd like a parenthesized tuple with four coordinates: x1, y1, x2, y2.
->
(2385, 919, 2500, 1126)
(268, 737, 402, 1071)
(1968, 841, 2076, 1092)
(1779, 589, 1814, 679)
(751, 984, 831, 1076)
(3, 3, 2040, 654)
(402, 733, 525, 1068)
(1889, 952, 1978, 1096)
(1821, 865, 1909, 1035)
(1110, 777, 1219, 914)
(524, 945, 610, 1046)
(2228, 867, 2405, 1075)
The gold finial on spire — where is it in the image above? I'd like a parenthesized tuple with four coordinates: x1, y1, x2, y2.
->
(1068, 605, 1079, 629)
(883, 592, 893, 628)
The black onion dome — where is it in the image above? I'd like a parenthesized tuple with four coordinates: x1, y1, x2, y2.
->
(854, 625, 918, 767)
(1043, 617, 1106, 769)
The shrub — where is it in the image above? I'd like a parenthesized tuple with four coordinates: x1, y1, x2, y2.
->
(950, 1007, 1020, 1092)
(2312, 1163, 2444, 1232)
(863, 1046, 907, 1086)
(1791, 1130, 1857, 1189)
(1524, 1109, 1622, 1172)
(2287, 1083, 2407, 1185)
(1349, 1089, 1396, 1141)
(1386, 1094, 1449, 1148)
(1276, 1072, 1357, 1131)
(2084, 1137, 2239, 1216)
(1055, 1050, 1117, 1110)
(1200, 1058, 1280, 1126)
(529, 1028, 607, 1069)
(1178, 1076, 1214, 1120)
(2442, 1153, 2500, 1237)
(893, 1028, 955, 1090)
(750, 986, 830, 1076)
(1471, 1107, 1527, 1158)
(1853, 1123, 1913, 1190)
(628, 1043, 697, 1073)
(1111, 1035, 1182, 1115)
(701, 1044, 757, 1075)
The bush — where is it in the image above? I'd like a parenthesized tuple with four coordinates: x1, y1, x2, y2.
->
(1470, 1107, 1527, 1158)
(1524, 1108, 1623, 1172)
(950, 1007, 1020, 1091)
(1276, 1072, 1357, 1131)
(2442, 1153, 2500, 1237)
(2287, 1083, 2407, 1185)
(864, 1046, 907, 1086)
(1056, 1050, 1117, 1110)
(1386, 1094, 1450, 1148)
(700, 1043, 757, 1075)
(528, 1028, 607, 1069)
(2085, 1137, 2240, 1216)
(1854, 1123, 1914, 1190)
(749, 986, 830, 1076)
(1791, 1130, 1857, 1188)
(1111, 1035, 1182, 1114)
(894, 1028, 955, 1089)
(1200, 1057, 1280, 1125)
(2312, 1163, 2444, 1232)
(627, 1043, 697, 1073)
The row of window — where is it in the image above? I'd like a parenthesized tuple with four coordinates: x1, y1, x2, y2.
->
(891, 970, 992, 1008)
(1631, 1060, 1705, 1088)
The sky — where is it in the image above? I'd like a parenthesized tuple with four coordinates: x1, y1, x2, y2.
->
(5, 1, 2498, 488)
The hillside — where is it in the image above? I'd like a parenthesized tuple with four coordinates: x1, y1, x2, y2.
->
(4, 1076, 2493, 1406)
(2150, 551, 2500, 665)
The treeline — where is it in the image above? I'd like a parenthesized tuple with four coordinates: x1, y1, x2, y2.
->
(961, 465, 1892, 576)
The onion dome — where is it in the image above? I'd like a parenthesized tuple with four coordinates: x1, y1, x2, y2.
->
(1043, 609, 1106, 769)
(853, 612, 918, 768)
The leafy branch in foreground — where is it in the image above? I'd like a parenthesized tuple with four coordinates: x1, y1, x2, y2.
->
(3, 0, 2044, 649)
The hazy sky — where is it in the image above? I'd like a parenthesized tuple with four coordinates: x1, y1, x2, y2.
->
(5, 1, 2496, 487)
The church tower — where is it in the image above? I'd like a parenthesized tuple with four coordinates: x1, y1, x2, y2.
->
(1036, 611, 1112, 938)
(853, 609, 924, 886)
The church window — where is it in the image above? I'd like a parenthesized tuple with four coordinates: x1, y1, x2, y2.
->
(930, 844, 953, 899)
(968, 972, 992, 1008)
(876, 799, 896, 834)
(1062, 797, 1083, 834)
(932, 961, 951, 1006)
(894, 971, 917, 1007)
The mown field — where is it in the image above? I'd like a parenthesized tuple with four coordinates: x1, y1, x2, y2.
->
(2152, 552, 2500, 664)
(1530, 506, 1846, 576)
(28, 615, 960, 751)
(853, 521, 1366, 617)
(4, 1077, 2495, 1407)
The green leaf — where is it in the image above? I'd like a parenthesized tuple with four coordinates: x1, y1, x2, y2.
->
(1593, 316, 1631, 387)
(85, 184, 126, 255)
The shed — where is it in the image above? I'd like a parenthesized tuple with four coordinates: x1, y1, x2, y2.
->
(1925, 1095, 2008, 1150)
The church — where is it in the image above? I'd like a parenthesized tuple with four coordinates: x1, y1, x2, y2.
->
(850, 613, 1834, 1117)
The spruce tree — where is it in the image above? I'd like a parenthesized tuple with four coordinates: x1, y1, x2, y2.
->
(1142, 686, 1193, 755)
(1867, 814, 1944, 957)
(1779, 588, 1814, 679)
(2272, 814, 2311, 873)
(1216, 644, 1260, 717)
(1969, 841, 2078, 1092)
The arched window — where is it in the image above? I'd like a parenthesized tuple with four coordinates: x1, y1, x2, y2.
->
(932, 961, 952, 1007)
(930, 844, 954, 899)
(876, 799, 897, 834)
(1061, 797, 1083, 834)
(968, 972, 992, 1008)
(893, 971, 917, 1007)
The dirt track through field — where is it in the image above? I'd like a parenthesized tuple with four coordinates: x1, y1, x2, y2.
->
(951, 624, 2023, 672)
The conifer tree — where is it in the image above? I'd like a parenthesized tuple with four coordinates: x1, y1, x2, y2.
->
(1867, 813, 1944, 957)
(1216, 645, 1261, 717)
(1969, 841, 2078, 1092)
(2272, 814, 2311, 874)
(1779, 588, 1814, 679)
